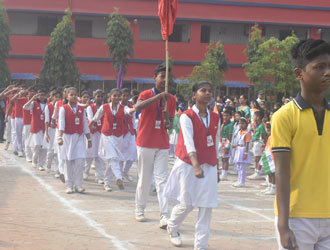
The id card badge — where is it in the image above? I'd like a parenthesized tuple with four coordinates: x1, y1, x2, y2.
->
(155, 120, 161, 129)
(40, 114, 44, 120)
(207, 135, 214, 147)
(75, 117, 80, 125)
(113, 123, 117, 130)
(221, 138, 226, 144)
(97, 120, 101, 126)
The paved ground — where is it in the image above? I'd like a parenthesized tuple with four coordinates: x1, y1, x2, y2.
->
(0, 143, 278, 250)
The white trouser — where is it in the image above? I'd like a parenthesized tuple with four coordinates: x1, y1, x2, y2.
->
(11, 117, 17, 151)
(57, 155, 65, 174)
(5, 115, 11, 144)
(84, 157, 104, 180)
(120, 160, 134, 175)
(135, 146, 169, 217)
(64, 158, 84, 189)
(15, 118, 23, 152)
(22, 125, 32, 160)
(46, 151, 58, 171)
(104, 158, 122, 185)
(168, 204, 213, 249)
(275, 216, 330, 250)
(32, 145, 47, 167)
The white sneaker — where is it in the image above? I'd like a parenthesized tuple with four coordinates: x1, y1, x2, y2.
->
(159, 216, 168, 229)
(247, 172, 264, 180)
(26, 158, 32, 163)
(167, 227, 182, 247)
(18, 151, 24, 157)
(97, 179, 104, 185)
(104, 185, 112, 192)
(66, 188, 73, 194)
(261, 187, 270, 193)
(232, 181, 245, 188)
(123, 173, 133, 182)
(75, 187, 85, 193)
(264, 187, 276, 195)
(220, 175, 228, 181)
(32, 164, 37, 168)
(83, 173, 88, 180)
(39, 166, 45, 171)
(135, 213, 146, 222)
(260, 181, 268, 187)
(4, 143, 9, 150)
(54, 172, 60, 178)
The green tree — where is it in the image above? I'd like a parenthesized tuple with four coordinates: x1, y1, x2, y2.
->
(0, 0, 11, 86)
(106, 9, 134, 77)
(187, 41, 228, 94)
(40, 9, 79, 87)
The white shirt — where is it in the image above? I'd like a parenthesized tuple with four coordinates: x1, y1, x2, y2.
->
(23, 101, 46, 112)
(92, 103, 131, 123)
(180, 105, 220, 158)
(58, 104, 90, 135)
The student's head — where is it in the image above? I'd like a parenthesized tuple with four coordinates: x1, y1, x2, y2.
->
(28, 86, 37, 98)
(266, 122, 271, 136)
(154, 64, 171, 92)
(187, 99, 194, 108)
(234, 111, 244, 122)
(130, 89, 139, 97)
(263, 111, 270, 123)
(80, 90, 90, 104)
(176, 94, 184, 104)
(258, 91, 265, 100)
(216, 95, 223, 103)
(291, 39, 330, 93)
(66, 87, 78, 104)
(274, 102, 281, 110)
(121, 88, 130, 104)
(37, 89, 47, 103)
(131, 95, 139, 105)
(93, 89, 104, 105)
(259, 100, 266, 110)
(223, 109, 232, 122)
(238, 117, 248, 130)
(239, 95, 248, 105)
(53, 90, 62, 102)
(192, 81, 212, 105)
(253, 110, 264, 123)
(109, 88, 122, 105)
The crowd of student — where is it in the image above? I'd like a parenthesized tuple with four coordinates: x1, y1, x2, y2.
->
(0, 38, 329, 250)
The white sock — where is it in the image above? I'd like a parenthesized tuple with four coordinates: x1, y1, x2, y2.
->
(222, 170, 228, 177)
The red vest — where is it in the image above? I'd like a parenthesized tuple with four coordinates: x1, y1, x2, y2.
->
(15, 97, 27, 118)
(175, 109, 219, 166)
(90, 103, 103, 134)
(56, 99, 64, 129)
(63, 104, 85, 135)
(30, 102, 46, 133)
(23, 99, 32, 125)
(101, 103, 125, 137)
(123, 103, 135, 135)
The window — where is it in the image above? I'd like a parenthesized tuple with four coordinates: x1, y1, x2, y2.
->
(37, 16, 58, 36)
(279, 29, 292, 40)
(76, 20, 93, 38)
(169, 24, 183, 42)
(201, 25, 211, 43)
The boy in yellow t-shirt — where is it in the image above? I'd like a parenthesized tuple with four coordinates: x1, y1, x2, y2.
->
(271, 39, 330, 250)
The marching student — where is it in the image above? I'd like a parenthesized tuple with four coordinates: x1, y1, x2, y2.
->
(247, 111, 267, 180)
(90, 88, 135, 192)
(120, 88, 137, 182)
(23, 89, 48, 171)
(232, 117, 252, 187)
(22, 86, 37, 162)
(84, 89, 105, 183)
(79, 90, 91, 106)
(58, 87, 92, 194)
(219, 109, 233, 181)
(165, 81, 220, 250)
(45, 89, 62, 175)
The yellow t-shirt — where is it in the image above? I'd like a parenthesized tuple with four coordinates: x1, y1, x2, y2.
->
(271, 94, 330, 218)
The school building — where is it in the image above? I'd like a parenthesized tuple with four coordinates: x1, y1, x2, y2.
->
(3, 0, 330, 95)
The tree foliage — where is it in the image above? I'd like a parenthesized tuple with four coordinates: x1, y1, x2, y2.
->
(40, 9, 79, 87)
(187, 41, 228, 92)
(0, 0, 11, 86)
(244, 25, 300, 95)
(106, 9, 134, 75)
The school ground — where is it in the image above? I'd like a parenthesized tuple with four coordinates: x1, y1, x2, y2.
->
(0, 144, 277, 250)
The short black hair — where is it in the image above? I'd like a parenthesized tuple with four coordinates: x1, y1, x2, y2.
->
(80, 90, 90, 97)
(223, 109, 232, 116)
(154, 64, 171, 77)
(254, 110, 264, 119)
(192, 81, 212, 92)
(291, 39, 330, 68)
(121, 88, 130, 94)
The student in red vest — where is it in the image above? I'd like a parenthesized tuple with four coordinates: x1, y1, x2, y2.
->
(165, 81, 220, 249)
(0, 85, 15, 150)
(45, 89, 62, 176)
(89, 88, 135, 192)
(84, 89, 105, 184)
(134, 64, 176, 228)
(10, 86, 29, 157)
(58, 87, 92, 194)
(23, 89, 48, 171)
(52, 86, 68, 182)
(120, 88, 137, 182)
(22, 86, 37, 162)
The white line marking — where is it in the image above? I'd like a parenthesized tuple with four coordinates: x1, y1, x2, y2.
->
(3, 151, 132, 250)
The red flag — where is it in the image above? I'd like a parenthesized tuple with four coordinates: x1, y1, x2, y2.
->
(158, 0, 178, 40)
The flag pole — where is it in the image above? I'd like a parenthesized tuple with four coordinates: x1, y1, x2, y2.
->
(165, 39, 169, 110)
